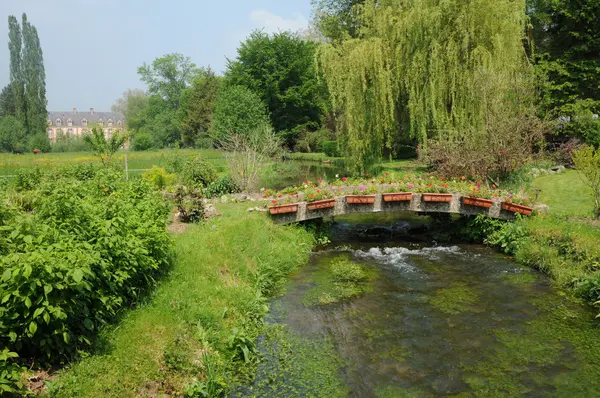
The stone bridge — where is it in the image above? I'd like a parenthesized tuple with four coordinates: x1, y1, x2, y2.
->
(270, 193, 529, 224)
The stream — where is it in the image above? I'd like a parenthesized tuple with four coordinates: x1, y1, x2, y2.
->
(238, 213, 600, 397)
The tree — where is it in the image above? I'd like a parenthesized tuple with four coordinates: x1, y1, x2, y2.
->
(317, 0, 535, 172)
(21, 14, 48, 137)
(225, 31, 328, 149)
(176, 68, 221, 147)
(527, 0, 600, 115)
(219, 123, 281, 191)
(572, 145, 600, 219)
(83, 126, 128, 168)
(211, 85, 270, 144)
(8, 15, 24, 123)
(0, 116, 26, 152)
(137, 53, 198, 111)
(311, 0, 364, 42)
(112, 89, 148, 132)
(0, 84, 16, 118)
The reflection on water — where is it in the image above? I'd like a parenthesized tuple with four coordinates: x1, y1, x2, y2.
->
(262, 160, 346, 190)
(239, 216, 600, 397)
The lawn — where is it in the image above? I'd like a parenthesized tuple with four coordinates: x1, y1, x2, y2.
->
(0, 149, 225, 177)
(531, 169, 595, 217)
(45, 202, 314, 397)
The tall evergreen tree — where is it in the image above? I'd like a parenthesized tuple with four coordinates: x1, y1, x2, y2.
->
(21, 14, 48, 137)
(8, 15, 25, 123)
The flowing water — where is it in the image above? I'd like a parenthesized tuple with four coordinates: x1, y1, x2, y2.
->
(239, 214, 600, 397)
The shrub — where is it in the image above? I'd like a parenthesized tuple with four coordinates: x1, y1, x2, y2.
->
(182, 156, 217, 189)
(174, 185, 205, 223)
(572, 145, 600, 219)
(204, 176, 240, 199)
(0, 169, 172, 366)
(132, 132, 154, 151)
(13, 168, 42, 191)
(51, 136, 91, 153)
(143, 166, 177, 190)
(323, 141, 339, 157)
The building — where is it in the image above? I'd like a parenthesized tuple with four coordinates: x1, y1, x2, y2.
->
(47, 108, 126, 142)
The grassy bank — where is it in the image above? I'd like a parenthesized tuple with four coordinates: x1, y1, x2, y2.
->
(46, 203, 314, 397)
(532, 169, 594, 217)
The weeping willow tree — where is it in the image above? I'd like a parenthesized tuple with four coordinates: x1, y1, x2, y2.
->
(317, 0, 538, 173)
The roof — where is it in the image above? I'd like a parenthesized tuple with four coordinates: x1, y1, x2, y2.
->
(48, 111, 125, 125)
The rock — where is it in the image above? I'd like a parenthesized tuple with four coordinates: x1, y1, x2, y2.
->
(247, 207, 268, 213)
(534, 204, 549, 215)
(220, 195, 228, 204)
(204, 204, 222, 219)
(551, 165, 565, 173)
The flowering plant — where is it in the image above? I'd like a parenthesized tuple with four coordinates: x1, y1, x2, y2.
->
(351, 185, 378, 195)
(304, 188, 334, 202)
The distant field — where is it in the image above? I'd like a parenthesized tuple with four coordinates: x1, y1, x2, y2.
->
(0, 149, 226, 177)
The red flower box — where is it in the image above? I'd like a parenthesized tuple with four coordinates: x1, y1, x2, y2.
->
(383, 192, 413, 202)
(269, 204, 298, 215)
(462, 197, 493, 209)
(307, 198, 336, 210)
(501, 202, 533, 216)
(345, 195, 376, 204)
(422, 193, 453, 203)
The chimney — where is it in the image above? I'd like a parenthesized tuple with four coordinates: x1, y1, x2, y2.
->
(90, 108, 94, 115)
(73, 107, 77, 114)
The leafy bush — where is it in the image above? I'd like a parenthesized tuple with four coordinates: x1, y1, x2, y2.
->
(0, 349, 26, 395)
(182, 156, 217, 189)
(51, 136, 91, 153)
(174, 185, 205, 223)
(204, 176, 239, 198)
(132, 132, 154, 151)
(13, 168, 42, 191)
(561, 101, 600, 147)
(0, 169, 172, 367)
(143, 166, 177, 190)
(322, 140, 339, 157)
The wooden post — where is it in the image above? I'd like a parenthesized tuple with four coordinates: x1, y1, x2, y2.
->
(125, 154, 129, 181)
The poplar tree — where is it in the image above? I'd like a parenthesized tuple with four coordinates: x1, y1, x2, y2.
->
(21, 14, 48, 137)
(8, 15, 25, 123)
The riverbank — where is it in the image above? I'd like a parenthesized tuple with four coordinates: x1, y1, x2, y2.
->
(45, 203, 314, 397)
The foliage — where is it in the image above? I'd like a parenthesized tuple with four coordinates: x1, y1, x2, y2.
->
(317, 0, 535, 172)
(225, 31, 328, 149)
(111, 89, 148, 133)
(0, 168, 172, 375)
(143, 166, 177, 190)
(204, 176, 239, 199)
(322, 140, 339, 157)
(47, 204, 314, 397)
(174, 185, 205, 223)
(311, 0, 364, 42)
(131, 131, 154, 151)
(22, 14, 47, 138)
(556, 138, 582, 167)
(295, 128, 331, 153)
(219, 123, 281, 191)
(0, 115, 26, 152)
(211, 85, 270, 144)
(177, 68, 222, 148)
(181, 155, 217, 189)
(50, 135, 91, 153)
(528, 0, 600, 115)
(560, 102, 600, 147)
(83, 126, 128, 168)
(0, 349, 27, 395)
(572, 145, 600, 218)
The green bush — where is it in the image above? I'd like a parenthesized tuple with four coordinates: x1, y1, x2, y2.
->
(322, 141, 339, 157)
(0, 169, 172, 367)
(51, 136, 91, 153)
(182, 155, 217, 188)
(132, 132, 155, 151)
(143, 166, 177, 190)
(204, 176, 240, 198)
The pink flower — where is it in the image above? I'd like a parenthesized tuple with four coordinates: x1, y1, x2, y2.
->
(408, 183, 414, 188)
(359, 185, 366, 191)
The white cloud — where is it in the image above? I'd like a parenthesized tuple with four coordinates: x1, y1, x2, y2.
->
(249, 9, 309, 34)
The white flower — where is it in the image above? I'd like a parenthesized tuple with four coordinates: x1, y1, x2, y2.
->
(335, 174, 339, 178)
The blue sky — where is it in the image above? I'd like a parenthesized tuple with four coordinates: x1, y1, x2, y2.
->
(0, 0, 312, 111)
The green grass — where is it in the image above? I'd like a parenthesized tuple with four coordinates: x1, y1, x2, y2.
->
(0, 149, 225, 177)
(531, 169, 594, 217)
(46, 203, 314, 397)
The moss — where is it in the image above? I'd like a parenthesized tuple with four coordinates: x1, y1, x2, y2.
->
(240, 325, 348, 397)
(502, 272, 539, 285)
(429, 282, 479, 315)
(302, 256, 377, 306)
(375, 385, 427, 397)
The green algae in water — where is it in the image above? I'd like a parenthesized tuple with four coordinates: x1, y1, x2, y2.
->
(303, 256, 376, 306)
(503, 271, 539, 285)
(242, 325, 348, 397)
(429, 282, 479, 315)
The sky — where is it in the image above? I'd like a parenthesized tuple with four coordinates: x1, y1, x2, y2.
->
(0, 0, 312, 111)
